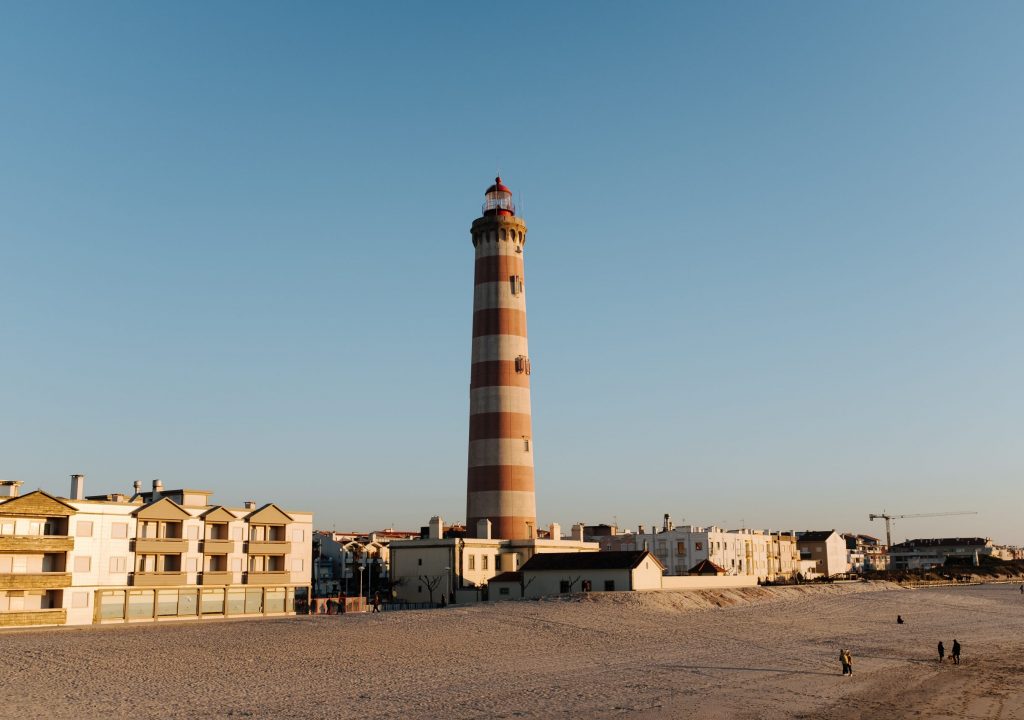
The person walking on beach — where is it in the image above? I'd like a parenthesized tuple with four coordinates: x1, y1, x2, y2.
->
(952, 639, 961, 665)
(839, 648, 849, 675)
(844, 649, 853, 676)
(938, 641, 945, 662)
(897, 615, 904, 624)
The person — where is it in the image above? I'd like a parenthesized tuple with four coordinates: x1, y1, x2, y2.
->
(844, 649, 853, 676)
(372, 592, 381, 613)
(1020, 584, 1023, 595)
(938, 641, 945, 662)
(839, 648, 850, 676)
(952, 639, 961, 665)
(897, 615, 904, 624)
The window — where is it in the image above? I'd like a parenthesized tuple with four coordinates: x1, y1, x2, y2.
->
(523, 437, 530, 451)
(109, 556, 127, 573)
(676, 542, 686, 555)
(499, 587, 510, 595)
(559, 580, 570, 593)
(72, 592, 89, 608)
(76, 521, 93, 538)
(111, 523, 128, 539)
(482, 556, 489, 570)
(468, 555, 475, 570)
(509, 275, 523, 296)
(417, 558, 422, 566)
(494, 556, 502, 571)
(514, 355, 531, 375)
(74, 555, 91, 572)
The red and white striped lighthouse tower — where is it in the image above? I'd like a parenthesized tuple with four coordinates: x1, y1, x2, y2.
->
(466, 177, 537, 541)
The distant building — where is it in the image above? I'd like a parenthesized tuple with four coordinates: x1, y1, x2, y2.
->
(842, 533, 888, 572)
(0, 476, 311, 629)
(389, 517, 598, 604)
(797, 530, 849, 577)
(312, 528, 419, 597)
(598, 520, 801, 582)
(889, 537, 995, 571)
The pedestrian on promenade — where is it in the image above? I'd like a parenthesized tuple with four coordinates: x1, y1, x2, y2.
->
(372, 592, 381, 613)
(938, 641, 945, 662)
(952, 639, 961, 665)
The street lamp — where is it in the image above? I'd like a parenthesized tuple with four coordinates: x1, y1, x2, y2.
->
(358, 564, 364, 601)
(444, 566, 451, 605)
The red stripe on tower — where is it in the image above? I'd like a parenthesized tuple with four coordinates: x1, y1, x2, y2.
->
(466, 177, 537, 540)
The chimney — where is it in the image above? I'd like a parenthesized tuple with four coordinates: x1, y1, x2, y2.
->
(152, 479, 164, 500)
(133, 480, 142, 495)
(244, 501, 256, 510)
(428, 516, 444, 540)
(0, 480, 23, 498)
(638, 524, 645, 535)
(663, 513, 672, 532)
(571, 523, 585, 542)
(548, 522, 561, 540)
(70, 474, 85, 500)
(476, 518, 492, 540)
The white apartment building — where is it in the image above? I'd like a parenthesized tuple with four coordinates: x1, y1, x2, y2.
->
(599, 521, 801, 583)
(0, 476, 312, 628)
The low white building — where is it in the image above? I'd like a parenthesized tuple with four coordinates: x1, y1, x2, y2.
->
(487, 550, 664, 601)
(389, 517, 599, 604)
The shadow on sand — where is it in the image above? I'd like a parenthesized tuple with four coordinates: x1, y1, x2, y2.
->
(668, 664, 836, 676)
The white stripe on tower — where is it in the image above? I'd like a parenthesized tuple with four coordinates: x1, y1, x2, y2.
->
(466, 176, 537, 541)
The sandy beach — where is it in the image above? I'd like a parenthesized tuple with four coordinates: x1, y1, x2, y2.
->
(2, 582, 1022, 719)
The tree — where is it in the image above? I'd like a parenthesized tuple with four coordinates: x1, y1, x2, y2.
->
(419, 575, 444, 605)
(520, 575, 536, 598)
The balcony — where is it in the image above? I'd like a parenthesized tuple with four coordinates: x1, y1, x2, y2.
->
(247, 571, 290, 585)
(247, 540, 289, 555)
(135, 538, 188, 554)
(0, 536, 74, 553)
(201, 571, 234, 585)
(0, 609, 67, 627)
(202, 539, 234, 555)
(0, 572, 72, 590)
(132, 572, 186, 587)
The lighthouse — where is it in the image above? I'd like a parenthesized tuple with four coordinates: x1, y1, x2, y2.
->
(466, 177, 537, 541)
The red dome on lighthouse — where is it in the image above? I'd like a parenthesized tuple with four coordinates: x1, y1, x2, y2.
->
(482, 176, 515, 216)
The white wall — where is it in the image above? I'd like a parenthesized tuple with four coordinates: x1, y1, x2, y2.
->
(660, 575, 758, 590)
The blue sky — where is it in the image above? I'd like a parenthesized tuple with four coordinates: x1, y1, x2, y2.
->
(1, 2, 1021, 544)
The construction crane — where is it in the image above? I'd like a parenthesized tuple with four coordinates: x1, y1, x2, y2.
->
(868, 511, 978, 548)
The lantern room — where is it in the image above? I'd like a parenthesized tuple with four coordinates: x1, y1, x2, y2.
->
(482, 176, 515, 217)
